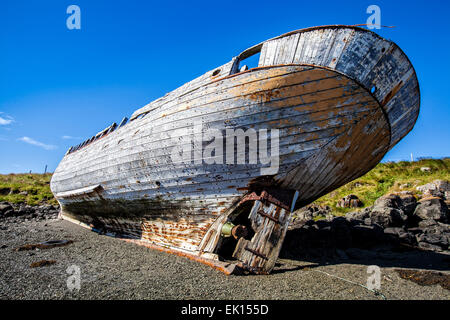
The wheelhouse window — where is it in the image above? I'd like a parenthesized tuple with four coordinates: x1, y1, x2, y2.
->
(233, 44, 262, 74)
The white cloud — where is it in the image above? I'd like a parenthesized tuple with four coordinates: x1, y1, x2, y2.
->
(18, 136, 57, 150)
(0, 116, 13, 125)
(62, 135, 81, 140)
(0, 112, 13, 125)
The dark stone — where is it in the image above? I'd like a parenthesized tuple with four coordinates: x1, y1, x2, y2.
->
(418, 219, 438, 228)
(413, 197, 449, 222)
(294, 204, 331, 222)
(373, 194, 401, 209)
(330, 217, 351, 243)
(416, 180, 450, 199)
(336, 194, 363, 208)
(398, 194, 417, 216)
(417, 241, 444, 252)
(3, 209, 15, 217)
(416, 233, 448, 248)
(345, 208, 370, 221)
(384, 227, 416, 245)
(351, 224, 384, 248)
(0, 202, 13, 215)
(0, 187, 11, 195)
(369, 207, 407, 228)
(413, 221, 450, 251)
(407, 227, 424, 234)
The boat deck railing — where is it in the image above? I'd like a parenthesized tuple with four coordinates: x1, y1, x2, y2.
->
(66, 116, 128, 155)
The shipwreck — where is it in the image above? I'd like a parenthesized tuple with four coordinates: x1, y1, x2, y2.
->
(50, 25, 420, 274)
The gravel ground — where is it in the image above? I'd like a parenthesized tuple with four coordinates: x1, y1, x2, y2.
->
(0, 218, 449, 300)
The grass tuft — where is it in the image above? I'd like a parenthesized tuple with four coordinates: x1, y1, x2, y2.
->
(0, 173, 57, 206)
(311, 158, 450, 216)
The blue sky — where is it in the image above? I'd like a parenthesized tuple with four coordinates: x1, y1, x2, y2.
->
(0, 0, 449, 173)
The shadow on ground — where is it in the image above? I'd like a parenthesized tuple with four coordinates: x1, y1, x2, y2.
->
(279, 222, 450, 272)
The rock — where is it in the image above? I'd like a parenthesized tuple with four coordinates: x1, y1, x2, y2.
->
(418, 219, 438, 228)
(351, 224, 384, 248)
(282, 221, 336, 259)
(0, 202, 59, 221)
(369, 207, 408, 228)
(294, 209, 313, 222)
(0, 187, 11, 195)
(407, 227, 424, 234)
(336, 194, 363, 208)
(413, 196, 449, 222)
(362, 194, 413, 227)
(416, 233, 448, 249)
(417, 242, 443, 252)
(294, 204, 331, 222)
(384, 227, 416, 245)
(0, 202, 13, 215)
(416, 180, 450, 198)
(373, 194, 398, 208)
(345, 207, 370, 221)
(415, 221, 450, 251)
(3, 209, 15, 217)
(330, 217, 352, 248)
(420, 167, 431, 172)
(397, 194, 417, 217)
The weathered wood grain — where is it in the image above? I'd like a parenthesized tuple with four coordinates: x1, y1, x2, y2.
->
(51, 25, 419, 274)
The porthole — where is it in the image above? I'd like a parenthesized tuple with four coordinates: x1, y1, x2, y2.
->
(212, 69, 221, 76)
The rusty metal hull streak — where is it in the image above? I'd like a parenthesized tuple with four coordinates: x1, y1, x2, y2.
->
(51, 26, 420, 273)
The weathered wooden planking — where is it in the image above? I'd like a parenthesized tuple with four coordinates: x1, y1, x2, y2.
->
(52, 66, 384, 214)
(51, 26, 419, 273)
(233, 200, 292, 274)
(258, 26, 420, 149)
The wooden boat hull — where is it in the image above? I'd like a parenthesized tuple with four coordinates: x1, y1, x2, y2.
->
(50, 26, 420, 274)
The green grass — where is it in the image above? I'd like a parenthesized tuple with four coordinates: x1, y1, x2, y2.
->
(0, 173, 57, 206)
(312, 158, 450, 216)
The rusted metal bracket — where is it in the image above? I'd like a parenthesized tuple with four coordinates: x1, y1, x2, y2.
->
(244, 246, 269, 260)
(237, 261, 268, 275)
(239, 188, 297, 211)
(257, 209, 280, 224)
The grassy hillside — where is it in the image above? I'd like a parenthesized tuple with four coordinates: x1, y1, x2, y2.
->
(0, 173, 57, 206)
(0, 158, 449, 209)
(313, 158, 450, 215)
